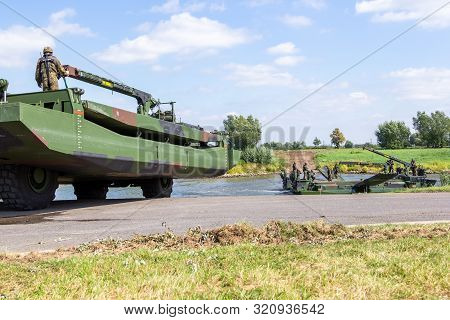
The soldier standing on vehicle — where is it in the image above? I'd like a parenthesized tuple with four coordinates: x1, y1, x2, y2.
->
(387, 160, 394, 174)
(0, 79, 8, 102)
(302, 163, 308, 179)
(35, 47, 69, 91)
(332, 163, 339, 179)
(410, 159, 417, 176)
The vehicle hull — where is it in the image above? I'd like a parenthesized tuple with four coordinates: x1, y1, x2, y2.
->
(0, 103, 231, 181)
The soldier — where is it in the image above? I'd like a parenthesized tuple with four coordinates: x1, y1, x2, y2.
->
(280, 169, 288, 189)
(35, 47, 69, 91)
(0, 79, 8, 102)
(302, 163, 308, 179)
(417, 166, 426, 177)
(410, 159, 417, 176)
(325, 165, 332, 181)
(387, 160, 394, 174)
(332, 163, 339, 179)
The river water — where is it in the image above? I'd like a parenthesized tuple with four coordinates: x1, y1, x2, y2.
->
(55, 173, 430, 201)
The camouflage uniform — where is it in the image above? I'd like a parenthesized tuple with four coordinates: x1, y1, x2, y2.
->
(35, 47, 67, 91)
(0, 79, 8, 91)
(0, 79, 8, 102)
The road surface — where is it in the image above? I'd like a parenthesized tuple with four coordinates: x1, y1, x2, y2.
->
(1, 193, 449, 252)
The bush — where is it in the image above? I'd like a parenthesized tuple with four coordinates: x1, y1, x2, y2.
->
(440, 173, 449, 186)
(241, 147, 273, 164)
(344, 140, 354, 148)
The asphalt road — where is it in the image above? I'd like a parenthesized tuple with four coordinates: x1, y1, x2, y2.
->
(1, 193, 449, 253)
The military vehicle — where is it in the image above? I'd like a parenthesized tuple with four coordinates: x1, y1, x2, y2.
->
(281, 148, 436, 194)
(0, 66, 240, 210)
(362, 147, 436, 187)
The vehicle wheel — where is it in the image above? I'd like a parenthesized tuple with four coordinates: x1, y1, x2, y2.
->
(141, 177, 173, 198)
(73, 182, 109, 200)
(0, 165, 58, 211)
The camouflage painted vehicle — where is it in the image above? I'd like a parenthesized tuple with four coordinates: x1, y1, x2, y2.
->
(0, 67, 240, 210)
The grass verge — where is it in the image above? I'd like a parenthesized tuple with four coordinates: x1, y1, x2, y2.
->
(0, 221, 449, 299)
(392, 185, 450, 193)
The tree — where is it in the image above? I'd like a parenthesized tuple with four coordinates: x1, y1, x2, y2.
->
(344, 140, 353, 148)
(313, 137, 321, 147)
(330, 128, 345, 148)
(375, 121, 411, 149)
(413, 111, 450, 148)
(223, 115, 261, 150)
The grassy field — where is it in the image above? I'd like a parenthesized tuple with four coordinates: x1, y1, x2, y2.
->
(1, 221, 448, 299)
(314, 148, 450, 173)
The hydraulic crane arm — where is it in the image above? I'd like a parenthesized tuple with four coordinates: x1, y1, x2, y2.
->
(64, 65, 159, 114)
(363, 147, 410, 167)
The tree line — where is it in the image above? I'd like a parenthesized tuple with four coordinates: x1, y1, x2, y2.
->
(376, 111, 449, 149)
(223, 111, 449, 151)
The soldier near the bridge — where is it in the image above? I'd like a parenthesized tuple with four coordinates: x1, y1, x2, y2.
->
(332, 163, 339, 179)
(0, 79, 8, 102)
(410, 159, 418, 176)
(302, 163, 308, 179)
(35, 47, 69, 91)
(387, 159, 394, 174)
(325, 165, 333, 181)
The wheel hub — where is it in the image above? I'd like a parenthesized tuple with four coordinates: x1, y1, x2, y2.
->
(27, 167, 48, 193)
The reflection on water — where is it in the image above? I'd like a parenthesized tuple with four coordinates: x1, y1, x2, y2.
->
(55, 173, 441, 201)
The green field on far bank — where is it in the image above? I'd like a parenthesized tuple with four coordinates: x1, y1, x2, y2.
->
(314, 148, 450, 173)
(1, 221, 448, 299)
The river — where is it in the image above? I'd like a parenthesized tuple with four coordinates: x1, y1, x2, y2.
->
(54, 173, 442, 201)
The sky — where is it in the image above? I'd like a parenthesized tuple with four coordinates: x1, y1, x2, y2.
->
(1, 0, 449, 145)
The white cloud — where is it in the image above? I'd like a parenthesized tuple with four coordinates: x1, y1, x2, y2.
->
(0, 9, 92, 68)
(355, 0, 450, 29)
(388, 67, 450, 100)
(267, 42, 298, 55)
(96, 13, 251, 64)
(226, 63, 300, 87)
(150, 0, 225, 14)
(281, 14, 313, 27)
(274, 55, 305, 66)
(299, 0, 326, 10)
(349, 91, 371, 104)
(46, 8, 94, 37)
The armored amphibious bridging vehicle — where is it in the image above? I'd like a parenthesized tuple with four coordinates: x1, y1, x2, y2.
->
(0, 66, 240, 210)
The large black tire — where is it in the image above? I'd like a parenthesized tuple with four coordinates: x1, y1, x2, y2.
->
(141, 177, 173, 199)
(0, 165, 58, 210)
(73, 182, 109, 200)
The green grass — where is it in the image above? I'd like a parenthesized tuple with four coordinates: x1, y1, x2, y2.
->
(393, 185, 450, 193)
(314, 148, 450, 173)
(1, 222, 449, 299)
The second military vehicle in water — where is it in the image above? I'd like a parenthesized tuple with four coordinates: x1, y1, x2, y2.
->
(0, 66, 240, 210)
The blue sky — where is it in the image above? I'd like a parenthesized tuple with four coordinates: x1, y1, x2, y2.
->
(1, 0, 449, 144)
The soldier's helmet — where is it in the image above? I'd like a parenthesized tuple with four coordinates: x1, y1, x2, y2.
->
(43, 46, 53, 55)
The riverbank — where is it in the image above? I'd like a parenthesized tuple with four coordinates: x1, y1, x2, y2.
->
(1, 221, 448, 299)
(227, 148, 450, 176)
(314, 148, 450, 173)
(226, 162, 284, 177)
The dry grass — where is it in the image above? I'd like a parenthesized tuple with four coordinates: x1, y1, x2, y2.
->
(0, 221, 449, 300)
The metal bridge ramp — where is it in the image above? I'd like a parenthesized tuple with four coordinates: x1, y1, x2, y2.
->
(352, 173, 398, 192)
